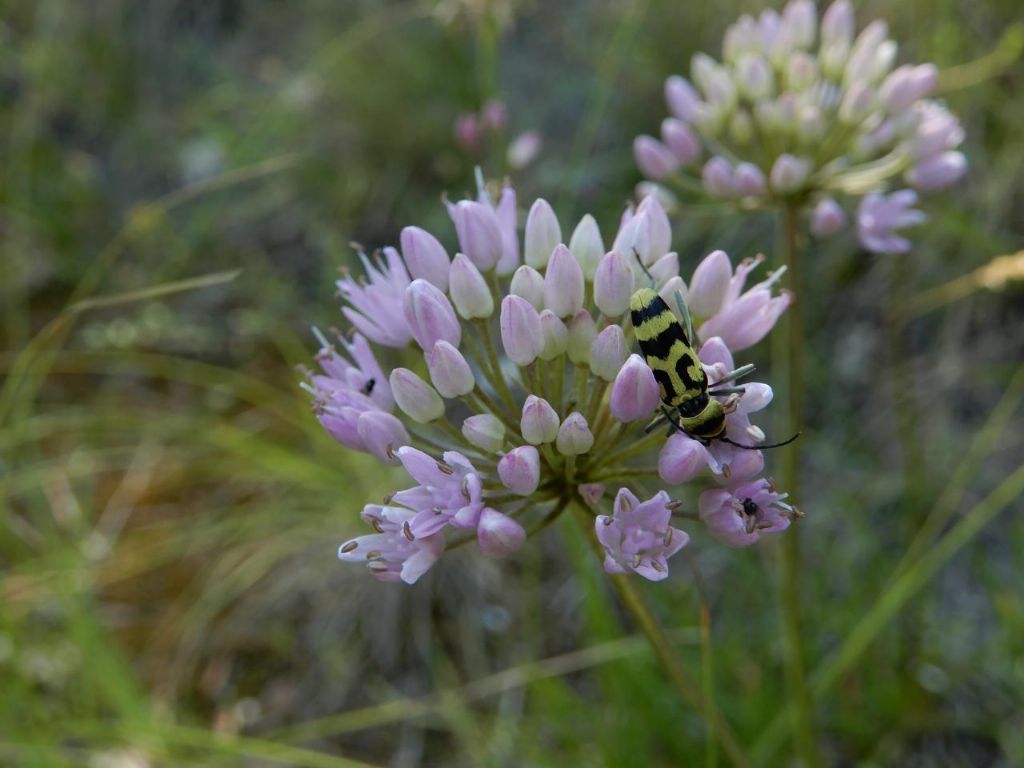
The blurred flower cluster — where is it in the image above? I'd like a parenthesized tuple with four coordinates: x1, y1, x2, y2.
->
(305, 178, 798, 584)
(634, 0, 966, 253)
(454, 98, 543, 170)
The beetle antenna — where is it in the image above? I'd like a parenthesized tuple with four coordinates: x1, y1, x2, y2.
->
(720, 433, 801, 451)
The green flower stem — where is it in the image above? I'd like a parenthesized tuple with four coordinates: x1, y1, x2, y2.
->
(569, 501, 751, 768)
(475, 317, 519, 412)
(776, 204, 820, 767)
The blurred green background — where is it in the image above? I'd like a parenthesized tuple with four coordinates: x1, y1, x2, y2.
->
(2, 1, 1023, 766)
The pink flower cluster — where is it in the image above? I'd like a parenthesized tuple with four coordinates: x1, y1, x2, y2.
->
(308, 180, 797, 584)
(634, 0, 967, 255)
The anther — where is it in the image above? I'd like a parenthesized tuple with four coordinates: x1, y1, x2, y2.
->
(386, 444, 396, 460)
(651, 559, 666, 573)
(383, 492, 395, 504)
(437, 461, 455, 475)
(340, 541, 358, 554)
(722, 463, 732, 479)
(365, 550, 382, 560)
(666, 499, 684, 510)
(402, 521, 415, 541)
(371, 519, 384, 533)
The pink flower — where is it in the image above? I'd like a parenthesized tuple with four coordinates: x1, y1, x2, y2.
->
(699, 477, 796, 547)
(338, 505, 444, 584)
(595, 489, 689, 581)
(393, 447, 484, 538)
(857, 190, 926, 254)
(693, 252, 792, 352)
(337, 248, 413, 348)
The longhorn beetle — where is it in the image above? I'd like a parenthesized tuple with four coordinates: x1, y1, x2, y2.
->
(628, 259, 798, 450)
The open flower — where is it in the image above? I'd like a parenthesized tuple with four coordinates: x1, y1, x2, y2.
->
(312, 177, 797, 584)
(699, 478, 798, 547)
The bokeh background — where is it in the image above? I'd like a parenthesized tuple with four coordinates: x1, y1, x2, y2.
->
(3, 1, 1023, 766)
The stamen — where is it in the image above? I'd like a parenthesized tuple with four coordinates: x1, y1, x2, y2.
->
(312, 326, 332, 350)
(371, 519, 384, 533)
(386, 444, 396, 460)
(383, 492, 395, 504)
(651, 559, 666, 573)
(367, 561, 389, 573)
(663, 528, 674, 546)
(666, 499, 684, 510)
(339, 541, 358, 554)
(722, 463, 732, 479)
(432, 506, 444, 515)
(365, 550, 382, 560)
(402, 521, 415, 541)
(437, 462, 455, 475)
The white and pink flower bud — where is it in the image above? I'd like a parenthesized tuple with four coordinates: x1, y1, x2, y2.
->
(594, 251, 635, 318)
(357, 410, 410, 465)
(634, 136, 680, 180)
(520, 395, 559, 445)
(449, 199, 503, 272)
(733, 162, 767, 197)
(556, 412, 594, 456)
(539, 310, 569, 361)
(389, 368, 444, 423)
(494, 184, 521, 276)
(400, 226, 451, 291)
(610, 355, 660, 422)
(769, 154, 811, 194)
(524, 198, 561, 269)
(665, 75, 701, 121)
(658, 434, 708, 484)
(566, 310, 597, 365)
(544, 244, 585, 318)
(449, 253, 494, 319)
(811, 198, 847, 238)
(702, 156, 734, 197)
(510, 264, 545, 310)
(907, 151, 967, 191)
(403, 279, 461, 352)
(782, 0, 817, 49)
(498, 445, 541, 496)
(660, 118, 701, 165)
(687, 249, 732, 318)
(590, 325, 629, 382)
(477, 507, 527, 557)
(426, 340, 475, 398)
(568, 214, 605, 280)
(462, 414, 505, 453)
(736, 53, 774, 101)
(879, 63, 938, 113)
(500, 294, 543, 366)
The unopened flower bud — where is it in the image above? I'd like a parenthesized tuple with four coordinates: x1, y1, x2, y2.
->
(556, 412, 594, 456)
(544, 244, 585, 318)
(610, 354, 660, 422)
(579, 482, 606, 507)
(660, 118, 701, 165)
(477, 507, 526, 557)
(594, 251, 634, 317)
(634, 136, 680, 180)
(450, 199, 503, 271)
(400, 226, 451, 292)
(403, 279, 461, 352)
(769, 154, 811, 194)
(539, 310, 569, 360)
(810, 198, 847, 237)
(736, 53, 774, 101)
(590, 325, 628, 381)
(426, 340, 475, 398)
(462, 414, 505, 453)
(786, 51, 818, 92)
(497, 445, 541, 495)
(390, 368, 444, 423)
(510, 265, 545, 310)
(782, 0, 817, 49)
(449, 253, 494, 319)
(665, 75, 701, 121)
(568, 214, 605, 280)
(843, 19, 889, 85)
(658, 434, 708, 484)
(880, 63, 938, 113)
(494, 184, 521, 276)
(524, 198, 561, 269)
(728, 110, 754, 145)
(839, 81, 876, 124)
(521, 395, 559, 445)
(566, 310, 597, 365)
(688, 249, 732, 318)
(906, 151, 967, 190)
(649, 251, 679, 287)
(500, 295, 543, 366)
(357, 410, 410, 465)
(702, 156, 734, 197)
(733, 162, 767, 197)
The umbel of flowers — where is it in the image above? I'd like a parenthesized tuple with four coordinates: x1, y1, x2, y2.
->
(633, 0, 966, 253)
(306, 176, 797, 584)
